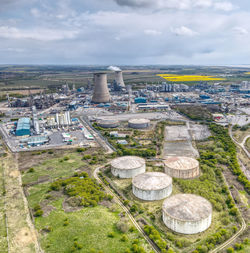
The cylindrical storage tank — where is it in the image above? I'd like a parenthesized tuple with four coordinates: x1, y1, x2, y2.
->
(163, 157, 199, 179)
(111, 156, 145, 178)
(92, 73, 111, 103)
(162, 194, 212, 234)
(98, 119, 119, 128)
(128, 118, 150, 129)
(132, 172, 172, 201)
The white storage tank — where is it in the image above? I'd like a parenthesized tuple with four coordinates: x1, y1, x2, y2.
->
(98, 119, 119, 128)
(132, 172, 172, 201)
(128, 118, 150, 129)
(111, 156, 145, 178)
(163, 156, 199, 179)
(162, 194, 212, 234)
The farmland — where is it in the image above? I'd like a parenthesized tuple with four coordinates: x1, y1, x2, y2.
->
(157, 74, 225, 82)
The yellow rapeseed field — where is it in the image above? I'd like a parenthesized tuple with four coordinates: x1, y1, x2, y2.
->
(245, 72, 250, 75)
(157, 74, 225, 82)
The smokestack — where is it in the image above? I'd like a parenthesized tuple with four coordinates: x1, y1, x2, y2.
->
(115, 71, 125, 87)
(92, 73, 111, 103)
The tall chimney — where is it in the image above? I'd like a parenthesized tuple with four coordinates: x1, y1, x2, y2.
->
(92, 73, 111, 103)
(115, 71, 125, 87)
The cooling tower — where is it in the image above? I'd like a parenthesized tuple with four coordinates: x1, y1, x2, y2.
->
(92, 73, 111, 103)
(115, 71, 125, 87)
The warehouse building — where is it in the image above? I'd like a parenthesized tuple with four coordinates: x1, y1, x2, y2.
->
(16, 117, 31, 136)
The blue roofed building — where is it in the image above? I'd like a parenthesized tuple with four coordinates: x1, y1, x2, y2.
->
(16, 117, 31, 136)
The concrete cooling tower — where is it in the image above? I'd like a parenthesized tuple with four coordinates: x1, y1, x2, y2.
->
(115, 71, 125, 87)
(92, 73, 111, 103)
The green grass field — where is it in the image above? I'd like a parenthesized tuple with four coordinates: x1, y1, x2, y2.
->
(22, 152, 88, 185)
(27, 182, 151, 253)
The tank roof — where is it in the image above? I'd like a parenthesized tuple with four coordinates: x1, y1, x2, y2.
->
(162, 194, 212, 221)
(128, 118, 150, 124)
(164, 157, 199, 171)
(98, 119, 119, 124)
(132, 172, 172, 191)
(111, 156, 145, 170)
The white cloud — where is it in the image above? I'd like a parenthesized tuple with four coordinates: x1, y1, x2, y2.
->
(233, 26, 248, 35)
(144, 29, 162, 36)
(214, 2, 234, 11)
(171, 26, 198, 36)
(0, 26, 79, 41)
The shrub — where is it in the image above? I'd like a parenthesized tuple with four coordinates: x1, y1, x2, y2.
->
(28, 168, 35, 173)
(121, 235, 128, 242)
(34, 209, 43, 217)
(63, 220, 69, 226)
(76, 148, 85, 152)
(116, 221, 129, 233)
(107, 232, 115, 238)
(234, 243, 243, 250)
(227, 248, 234, 253)
(64, 156, 70, 161)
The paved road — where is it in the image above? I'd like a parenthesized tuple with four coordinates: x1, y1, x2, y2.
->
(93, 166, 159, 253)
(229, 126, 250, 159)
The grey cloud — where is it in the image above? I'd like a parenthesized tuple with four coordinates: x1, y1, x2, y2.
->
(113, 0, 236, 11)
(114, 0, 150, 7)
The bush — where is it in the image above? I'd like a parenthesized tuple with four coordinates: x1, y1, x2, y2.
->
(116, 221, 129, 233)
(28, 168, 35, 173)
(64, 156, 70, 161)
(234, 243, 243, 250)
(227, 248, 234, 253)
(34, 209, 43, 217)
(107, 232, 115, 238)
(121, 235, 128, 242)
(63, 220, 69, 226)
(76, 148, 85, 152)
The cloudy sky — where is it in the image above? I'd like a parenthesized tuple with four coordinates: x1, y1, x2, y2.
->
(0, 0, 250, 65)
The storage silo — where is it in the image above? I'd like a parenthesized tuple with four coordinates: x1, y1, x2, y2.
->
(132, 172, 172, 201)
(128, 118, 150, 129)
(98, 119, 119, 128)
(92, 73, 110, 103)
(162, 194, 212, 234)
(111, 156, 145, 178)
(164, 157, 199, 179)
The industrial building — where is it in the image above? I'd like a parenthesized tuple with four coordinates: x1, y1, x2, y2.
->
(20, 136, 49, 146)
(16, 117, 31, 136)
(92, 73, 111, 103)
(164, 157, 199, 179)
(128, 118, 150, 129)
(162, 194, 212, 234)
(98, 119, 119, 128)
(115, 71, 125, 88)
(132, 172, 172, 201)
(46, 111, 72, 128)
(111, 156, 146, 178)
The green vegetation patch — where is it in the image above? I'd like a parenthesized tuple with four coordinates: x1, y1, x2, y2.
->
(36, 205, 147, 253)
(50, 172, 106, 207)
(22, 152, 88, 185)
